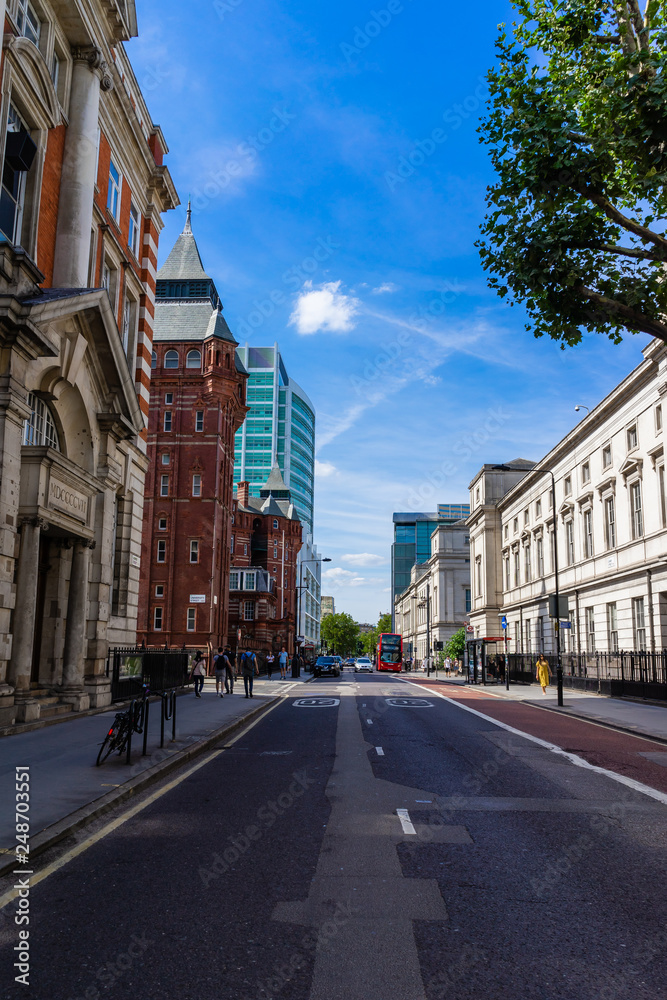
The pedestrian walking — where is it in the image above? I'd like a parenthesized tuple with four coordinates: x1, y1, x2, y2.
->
(536, 653, 551, 695)
(222, 646, 235, 694)
(266, 651, 275, 679)
(240, 646, 259, 698)
(213, 647, 226, 698)
(291, 649, 301, 679)
(190, 650, 207, 697)
(278, 646, 288, 679)
(444, 656, 452, 677)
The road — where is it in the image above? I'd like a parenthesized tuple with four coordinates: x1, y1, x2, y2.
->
(1, 672, 667, 999)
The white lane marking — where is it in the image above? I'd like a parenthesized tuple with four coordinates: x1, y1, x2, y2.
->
(376, 747, 384, 756)
(367, 719, 373, 725)
(400, 678, 667, 808)
(396, 808, 416, 835)
(416, 799, 432, 803)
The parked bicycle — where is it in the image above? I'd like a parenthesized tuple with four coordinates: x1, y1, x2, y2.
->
(96, 685, 149, 766)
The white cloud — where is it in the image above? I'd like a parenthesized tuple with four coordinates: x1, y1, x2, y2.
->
(341, 553, 386, 567)
(315, 459, 337, 478)
(289, 280, 360, 335)
(323, 567, 367, 588)
(372, 282, 399, 294)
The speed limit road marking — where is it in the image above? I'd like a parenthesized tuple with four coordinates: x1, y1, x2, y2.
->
(293, 697, 340, 708)
(385, 698, 434, 708)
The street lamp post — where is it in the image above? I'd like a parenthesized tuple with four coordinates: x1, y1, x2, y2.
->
(296, 556, 331, 664)
(418, 583, 431, 675)
(543, 469, 564, 707)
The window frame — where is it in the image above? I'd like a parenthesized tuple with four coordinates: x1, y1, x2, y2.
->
(164, 350, 179, 369)
(186, 349, 202, 369)
(586, 607, 596, 653)
(627, 424, 638, 452)
(160, 474, 169, 497)
(606, 602, 618, 651)
(153, 606, 163, 631)
(163, 411, 172, 432)
(187, 608, 196, 632)
(195, 410, 204, 432)
(583, 507, 594, 559)
(632, 596, 646, 651)
(128, 202, 140, 258)
(158, 517, 167, 531)
(630, 480, 643, 539)
(157, 539, 166, 563)
(190, 539, 199, 564)
(192, 474, 201, 498)
(604, 495, 616, 549)
(243, 600, 255, 621)
(107, 158, 122, 223)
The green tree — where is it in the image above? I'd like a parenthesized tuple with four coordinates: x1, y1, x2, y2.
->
(444, 628, 466, 661)
(360, 626, 378, 655)
(478, 1, 667, 347)
(320, 613, 360, 656)
(377, 612, 392, 635)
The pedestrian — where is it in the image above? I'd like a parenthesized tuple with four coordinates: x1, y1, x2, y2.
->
(266, 651, 275, 679)
(536, 653, 551, 695)
(240, 645, 259, 698)
(213, 647, 225, 698)
(222, 646, 235, 694)
(291, 649, 301, 678)
(190, 650, 207, 698)
(278, 646, 288, 680)
(445, 656, 452, 677)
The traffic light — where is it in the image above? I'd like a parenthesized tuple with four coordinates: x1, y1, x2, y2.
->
(434, 641, 444, 651)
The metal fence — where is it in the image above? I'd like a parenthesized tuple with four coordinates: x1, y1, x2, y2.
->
(107, 646, 190, 702)
(503, 650, 667, 701)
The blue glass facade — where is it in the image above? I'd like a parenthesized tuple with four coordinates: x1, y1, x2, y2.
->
(391, 506, 471, 603)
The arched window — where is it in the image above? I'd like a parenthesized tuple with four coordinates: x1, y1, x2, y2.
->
(151, 350, 157, 369)
(225, 353, 230, 368)
(23, 393, 60, 450)
(186, 349, 201, 369)
(164, 350, 179, 369)
(273, 519, 279, 530)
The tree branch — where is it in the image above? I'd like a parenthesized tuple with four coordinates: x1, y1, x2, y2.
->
(593, 34, 621, 44)
(582, 187, 667, 251)
(599, 243, 665, 260)
(627, 0, 650, 51)
(576, 283, 667, 340)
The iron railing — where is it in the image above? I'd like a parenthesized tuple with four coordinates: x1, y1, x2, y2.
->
(495, 650, 667, 700)
(107, 646, 190, 702)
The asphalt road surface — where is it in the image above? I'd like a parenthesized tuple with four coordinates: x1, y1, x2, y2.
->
(1, 672, 666, 999)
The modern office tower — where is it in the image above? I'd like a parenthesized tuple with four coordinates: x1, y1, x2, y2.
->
(233, 344, 315, 535)
(321, 596, 335, 618)
(392, 505, 471, 604)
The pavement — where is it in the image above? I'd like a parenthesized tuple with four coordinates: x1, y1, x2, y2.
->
(0, 674, 307, 867)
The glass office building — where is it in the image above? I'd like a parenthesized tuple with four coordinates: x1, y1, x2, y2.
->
(392, 505, 470, 603)
(234, 344, 315, 534)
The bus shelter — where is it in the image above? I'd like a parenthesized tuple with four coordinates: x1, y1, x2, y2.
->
(466, 637, 507, 685)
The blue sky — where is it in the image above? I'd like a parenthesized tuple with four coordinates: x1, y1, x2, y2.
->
(128, 0, 649, 623)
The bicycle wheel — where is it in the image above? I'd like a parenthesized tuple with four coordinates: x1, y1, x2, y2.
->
(96, 723, 119, 766)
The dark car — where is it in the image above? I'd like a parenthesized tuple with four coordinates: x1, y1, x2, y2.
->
(313, 656, 340, 678)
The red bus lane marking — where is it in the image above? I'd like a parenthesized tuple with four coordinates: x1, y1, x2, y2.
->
(407, 678, 667, 797)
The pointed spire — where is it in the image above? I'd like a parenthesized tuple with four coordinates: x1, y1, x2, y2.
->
(156, 203, 211, 282)
(185, 197, 192, 232)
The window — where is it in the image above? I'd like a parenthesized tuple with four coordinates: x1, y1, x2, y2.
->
(535, 499, 541, 518)
(630, 481, 643, 539)
(158, 517, 167, 530)
(586, 607, 595, 653)
(524, 543, 531, 583)
(151, 351, 157, 369)
(633, 597, 646, 650)
(51, 51, 60, 91)
(164, 350, 179, 369)
(163, 411, 172, 432)
(465, 588, 471, 613)
(161, 453, 169, 465)
(583, 508, 594, 559)
(273, 543, 278, 559)
(165, 392, 173, 404)
(566, 520, 575, 565)
(157, 540, 166, 563)
(192, 474, 201, 497)
(604, 496, 616, 549)
(656, 404, 663, 433)
(128, 204, 140, 257)
(537, 616, 544, 651)
(107, 160, 121, 222)
(186, 349, 201, 369)
(190, 540, 199, 563)
(536, 536, 544, 577)
(273, 519, 279, 530)
(607, 603, 618, 651)
(187, 608, 196, 632)
(230, 535, 234, 553)
(564, 476, 572, 497)
(514, 621, 520, 652)
(504, 524, 508, 541)
(160, 475, 169, 497)
(513, 549, 520, 587)
(16, 0, 40, 45)
(525, 619, 532, 654)
(244, 572, 256, 591)
(549, 527, 555, 572)
(582, 461, 590, 484)
(155, 585, 164, 598)
(523, 508, 529, 526)
(243, 600, 255, 621)
(504, 554, 510, 590)
(23, 393, 60, 449)
(627, 425, 638, 452)
(229, 571, 239, 590)
(121, 298, 132, 354)
(602, 445, 612, 469)
(153, 607, 163, 631)
(660, 465, 667, 529)
(476, 487, 480, 504)
(513, 517, 518, 535)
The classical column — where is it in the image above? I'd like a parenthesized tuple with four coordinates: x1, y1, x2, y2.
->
(60, 539, 94, 710)
(9, 517, 47, 721)
(52, 47, 113, 289)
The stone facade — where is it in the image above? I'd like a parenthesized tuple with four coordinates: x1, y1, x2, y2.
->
(467, 339, 667, 656)
(394, 520, 471, 663)
(0, 0, 176, 725)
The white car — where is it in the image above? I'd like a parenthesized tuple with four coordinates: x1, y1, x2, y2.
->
(354, 657, 373, 673)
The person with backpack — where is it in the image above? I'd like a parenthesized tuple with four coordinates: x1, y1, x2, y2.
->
(190, 651, 207, 697)
(222, 646, 235, 694)
(240, 645, 259, 698)
(213, 647, 226, 698)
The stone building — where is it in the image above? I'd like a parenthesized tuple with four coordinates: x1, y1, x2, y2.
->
(229, 468, 302, 656)
(0, 0, 177, 725)
(137, 210, 248, 651)
(393, 520, 470, 663)
(467, 339, 667, 655)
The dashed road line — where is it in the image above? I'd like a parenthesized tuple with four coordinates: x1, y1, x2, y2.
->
(396, 808, 416, 835)
(376, 747, 384, 756)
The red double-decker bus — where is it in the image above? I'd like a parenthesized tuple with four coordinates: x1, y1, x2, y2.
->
(377, 633, 402, 672)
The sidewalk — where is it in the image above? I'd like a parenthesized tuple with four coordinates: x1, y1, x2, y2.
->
(408, 674, 667, 742)
(0, 675, 307, 865)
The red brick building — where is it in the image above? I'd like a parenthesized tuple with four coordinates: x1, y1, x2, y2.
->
(230, 469, 303, 657)
(0, 0, 177, 724)
(137, 210, 249, 651)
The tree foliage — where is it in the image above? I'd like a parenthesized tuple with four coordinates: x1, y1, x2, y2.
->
(377, 612, 393, 635)
(320, 613, 360, 656)
(444, 628, 466, 661)
(478, 0, 667, 347)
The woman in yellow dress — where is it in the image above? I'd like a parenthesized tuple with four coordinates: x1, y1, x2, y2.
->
(536, 654, 550, 694)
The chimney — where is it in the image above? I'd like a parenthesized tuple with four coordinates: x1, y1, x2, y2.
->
(237, 481, 250, 507)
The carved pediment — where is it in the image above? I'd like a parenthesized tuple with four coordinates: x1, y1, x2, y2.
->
(619, 456, 643, 481)
(3, 35, 60, 129)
